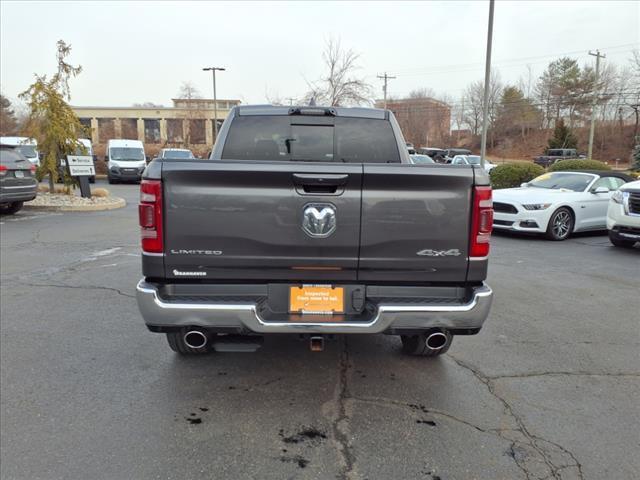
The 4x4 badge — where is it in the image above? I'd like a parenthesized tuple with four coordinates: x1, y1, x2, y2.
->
(417, 249, 461, 257)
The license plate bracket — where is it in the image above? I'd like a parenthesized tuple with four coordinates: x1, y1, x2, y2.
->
(289, 285, 344, 314)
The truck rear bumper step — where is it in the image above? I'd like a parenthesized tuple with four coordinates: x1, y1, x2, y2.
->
(136, 280, 493, 334)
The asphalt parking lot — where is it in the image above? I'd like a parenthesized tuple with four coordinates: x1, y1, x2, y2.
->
(1, 180, 638, 480)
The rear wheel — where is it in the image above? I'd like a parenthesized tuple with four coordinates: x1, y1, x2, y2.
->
(0, 202, 24, 215)
(107, 175, 116, 185)
(401, 330, 452, 357)
(609, 232, 636, 248)
(545, 207, 573, 241)
(166, 328, 213, 355)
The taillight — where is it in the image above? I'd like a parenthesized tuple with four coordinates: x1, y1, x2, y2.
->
(0, 165, 7, 177)
(30, 164, 37, 174)
(470, 186, 493, 258)
(139, 179, 163, 253)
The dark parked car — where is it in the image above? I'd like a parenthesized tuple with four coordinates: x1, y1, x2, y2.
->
(444, 148, 472, 161)
(0, 145, 38, 215)
(533, 148, 580, 167)
(418, 147, 446, 162)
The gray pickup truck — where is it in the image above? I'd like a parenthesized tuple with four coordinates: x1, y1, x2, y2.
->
(136, 105, 494, 357)
(533, 148, 579, 168)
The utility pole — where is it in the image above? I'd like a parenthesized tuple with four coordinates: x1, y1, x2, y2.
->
(377, 72, 396, 109)
(587, 50, 606, 160)
(202, 66, 226, 140)
(480, 0, 495, 169)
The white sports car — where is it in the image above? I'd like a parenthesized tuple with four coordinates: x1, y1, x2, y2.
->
(492, 171, 632, 240)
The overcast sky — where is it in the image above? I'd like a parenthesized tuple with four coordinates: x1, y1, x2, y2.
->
(1, 0, 638, 108)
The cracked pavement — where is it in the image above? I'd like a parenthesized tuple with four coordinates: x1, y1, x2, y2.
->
(1, 181, 639, 479)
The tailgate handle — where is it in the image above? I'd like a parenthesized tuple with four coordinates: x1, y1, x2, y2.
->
(292, 174, 348, 195)
(292, 174, 348, 186)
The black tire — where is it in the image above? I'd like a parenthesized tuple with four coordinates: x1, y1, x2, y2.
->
(107, 176, 116, 185)
(89, 176, 96, 184)
(166, 328, 213, 355)
(609, 232, 636, 248)
(545, 207, 574, 241)
(0, 202, 24, 215)
(401, 330, 452, 357)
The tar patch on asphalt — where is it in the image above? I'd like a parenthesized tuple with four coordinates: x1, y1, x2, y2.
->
(276, 426, 328, 469)
(278, 426, 328, 444)
(416, 419, 437, 426)
(279, 454, 309, 468)
(408, 403, 430, 414)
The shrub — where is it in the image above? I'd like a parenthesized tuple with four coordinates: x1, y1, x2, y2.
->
(91, 188, 110, 198)
(490, 163, 545, 189)
(548, 159, 611, 172)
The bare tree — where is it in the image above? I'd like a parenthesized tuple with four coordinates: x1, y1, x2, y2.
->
(177, 81, 202, 99)
(174, 82, 205, 148)
(518, 64, 535, 100)
(304, 38, 372, 106)
(408, 88, 436, 99)
(463, 81, 484, 136)
(462, 72, 503, 143)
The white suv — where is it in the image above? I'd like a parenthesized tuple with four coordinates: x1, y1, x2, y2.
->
(607, 179, 640, 248)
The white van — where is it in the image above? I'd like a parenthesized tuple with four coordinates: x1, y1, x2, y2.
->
(106, 139, 146, 183)
(0, 137, 40, 166)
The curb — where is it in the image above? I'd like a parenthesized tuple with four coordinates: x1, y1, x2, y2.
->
(23, 197, 126, 212)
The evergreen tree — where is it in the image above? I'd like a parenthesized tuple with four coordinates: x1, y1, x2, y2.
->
(19, 40, 86, 192)
(547, 119, 578, 150)
(0, 94, 18, 135)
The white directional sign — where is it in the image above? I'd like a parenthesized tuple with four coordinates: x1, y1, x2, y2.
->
(66, 155, 95, 176)
(69, 165, 96, 176)
(66, 155, 94, 167)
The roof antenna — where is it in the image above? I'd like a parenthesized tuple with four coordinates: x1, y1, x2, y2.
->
(308, 96, 316, 106)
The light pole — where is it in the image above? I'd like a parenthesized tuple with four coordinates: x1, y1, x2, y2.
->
(480, 0, 495, 169)
(587, 50, 605, 160)
(202, 67, 226, 141)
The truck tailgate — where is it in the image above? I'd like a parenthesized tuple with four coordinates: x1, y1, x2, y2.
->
(161, 161, 474, 284)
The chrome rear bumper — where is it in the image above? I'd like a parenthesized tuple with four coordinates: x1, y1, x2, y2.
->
(136, 280, 493, 334)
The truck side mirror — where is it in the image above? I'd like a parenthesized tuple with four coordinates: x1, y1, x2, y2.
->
(520, 182, 529, 188)
(592, 186, 609, 194)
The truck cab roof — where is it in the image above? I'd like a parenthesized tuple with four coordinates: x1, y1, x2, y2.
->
(236, 105, 387, 120)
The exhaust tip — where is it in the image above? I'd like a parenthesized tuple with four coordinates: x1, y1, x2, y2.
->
(184, 330, 208, 349)
(425, 331, 448, 350)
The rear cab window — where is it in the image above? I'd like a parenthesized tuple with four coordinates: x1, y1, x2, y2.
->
(221, 115, 400, 163)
